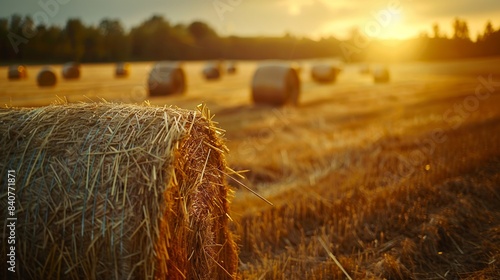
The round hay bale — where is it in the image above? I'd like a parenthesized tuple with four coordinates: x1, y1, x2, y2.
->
(115, 62, 130, 77)
(7, 64, 28, 80)
(37, 66, 57, 87)
(226, 61, 237, 74)
(251, 62, 301, 106)
(373, 66, 390, 83)
(310, 63, 341, 83)
(203, 62, 222, 80)
(359, 64, 371, 75)
(62, 62, 81, 79)
(0, 103, 238, 280)
(148, 62, 186, 96)
(291, 62, 303, 74)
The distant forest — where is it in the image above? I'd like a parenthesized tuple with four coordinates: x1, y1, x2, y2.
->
(1, 14, 500, 63)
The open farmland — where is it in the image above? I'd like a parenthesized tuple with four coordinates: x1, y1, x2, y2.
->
(1, 57, 500, 279)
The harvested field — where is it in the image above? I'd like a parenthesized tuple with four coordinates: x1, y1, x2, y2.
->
(1, 57, 500, 279)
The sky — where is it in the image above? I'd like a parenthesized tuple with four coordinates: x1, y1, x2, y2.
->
(1, 0, 500, 40)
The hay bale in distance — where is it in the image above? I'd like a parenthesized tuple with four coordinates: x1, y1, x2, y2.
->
(62, 62, 81, 79)
(7, 64, 27, 80)
(251, 62, 301, 106)
(148, 61, 186, 96)
(291, 62, 303, 74)
(203, 61, 222, 80)
(115, 62, 130, 77)
(359, 64, 371, 75)
(0, 103, 238, 280)
(373, 66, 390, 83)
(37, 66, 57, 87)
(226, 61, 237, 74)
(310, 63, 341, 83)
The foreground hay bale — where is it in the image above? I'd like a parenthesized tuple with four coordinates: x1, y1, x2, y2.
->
(115, 62, 130, 77)
(310, 63, 341, 83)
(7, 64, 27, 80)
(148, 62, 186, 96)
(37, 66, 57, 87)
(62, 62, 81, 79)
(0, 103, 238, 280)
(251, 62, 300, 106)
(203, 62, 222, 80)
(373, 66, 390, 83)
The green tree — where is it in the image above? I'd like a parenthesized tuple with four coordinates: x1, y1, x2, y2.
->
(482, 20, 494, 40)
(64, 18, 86, 61)
(99, 19, 129, 61)
(452, 18, 470, 40)
(432, 23, 442, 38)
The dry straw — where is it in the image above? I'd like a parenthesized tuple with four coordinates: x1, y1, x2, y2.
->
(148, 62, 186, 96)
(62, 62, 81, 79)
(115, 62, 130, 78)
(0, 102, 238, 279)
(8, 64, 28, 80)
(251, 62, 300, 106)
(37, 66, 57, 87)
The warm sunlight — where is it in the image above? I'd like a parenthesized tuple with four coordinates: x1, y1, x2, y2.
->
(283, 0, 313, 16)
(313, 10, 413, 40)
(2, 1, 500, 279)
(367, 11, 410, 40)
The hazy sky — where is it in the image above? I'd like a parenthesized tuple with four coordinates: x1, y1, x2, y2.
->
(1, 0, 500, 40)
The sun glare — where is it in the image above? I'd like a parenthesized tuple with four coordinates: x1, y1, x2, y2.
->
(371, 12, 414, 40)
(284, 0, 313, 16)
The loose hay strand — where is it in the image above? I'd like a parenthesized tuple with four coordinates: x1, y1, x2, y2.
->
(318, 237, 353, 280)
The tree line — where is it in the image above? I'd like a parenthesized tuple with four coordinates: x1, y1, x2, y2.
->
(1, 14, 499, 63)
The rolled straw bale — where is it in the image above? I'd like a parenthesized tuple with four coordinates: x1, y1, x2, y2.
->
(62, 62, 81, 79)
(373, 66, 390, 83)
(291, 62, 303, 74)
(310, 63, 341, 83)
(203, 61, 222, 80)
(226, 61, 237, 74)
(115, 62, 130, 77)
(0, 103, 238, 280)
(251, 62, 301, 106)
(148, 62, 186, 96)
(37, 66, 57, 87)
(7, 64, 28, 80)
(359, 64, 371, 75)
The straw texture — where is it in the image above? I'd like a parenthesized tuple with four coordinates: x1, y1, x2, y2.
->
(0, 102, 237, 280)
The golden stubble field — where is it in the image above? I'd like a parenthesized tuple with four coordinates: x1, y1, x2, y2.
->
(1, 57, 500, 279)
